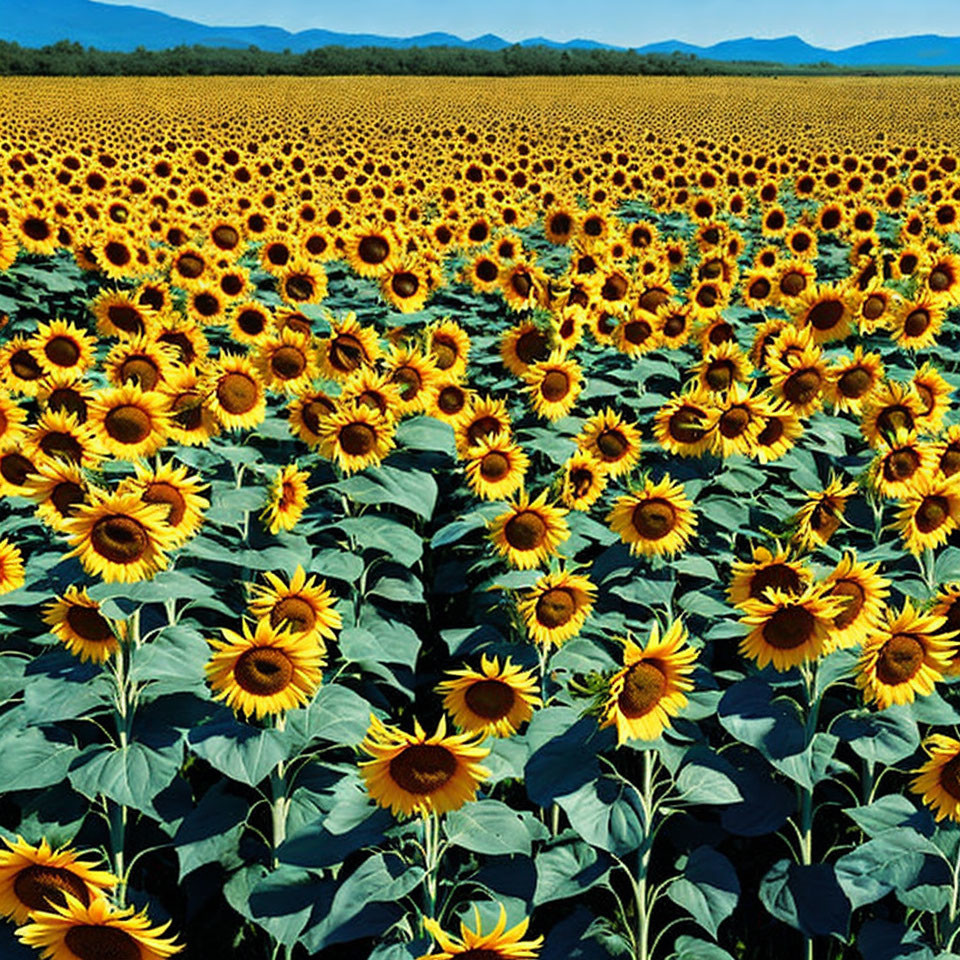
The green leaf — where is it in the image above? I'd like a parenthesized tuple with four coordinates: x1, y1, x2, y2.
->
(368, 572, 424, 604)
(69, 742, 181, 814)
(558, 776, 645, 855)
(759, 859, 850, 937)
(173, 781, 247, 880)
(0, 725, 78, 791)
(770, 732, 842, 791)
(846, 796, 931, 839)
(674, 936, 736, 960)
(249, 865, 326, 946)
(337, 464, 437, 519)
(676, 750, 743, 805)
(445, 799, 543, 857)
(832, 706, 919, 764)
(282, 684, 373, 751)
(189, 718, 287, 787)
(396, 416, 456, 455)
(533, 835, 611, 906)
(129, 625, 209, 690)
(337, 516, 423, 566)
(668, 846, 740, 938)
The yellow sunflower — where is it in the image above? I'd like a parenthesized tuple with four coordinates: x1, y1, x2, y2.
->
(607, 475, 697, 558)
(456, 395, 512, 455)
(911, 736, 960, 822)
(499, 320, 552, 376)
(889, 296, 945, 350)
(420, 904, 543, 960)
(426, 320, 471, 380)
(287, 389, 337, 449)
(118, 460, 208, 547)
(861, 380, 925, 449)
(893, 472, 960, 555)
(599, 620, 697, 744)
(790, 473, 859, 552)
(62, 489, 175, 583)
(768, 344, 828, 418)
(820, 553, 890, 650)
(692, 341, 752, 395)
(488, 489, 570, 570)
(159, 368, 220, 447)
(30, 320, 97, 378)
(652, 392, 714, 458)
(559, 451, 608, 511)
(383, 345, 443, 416)
(789, 282, 855, 344)
(359, 714, 490, 818)
(317, 311, 381, 381)
(0, 538, 25, 595)
(868, 429, 936, 499)
(253, 328, 318, 395)
(90, 288, 155, 339)
(0, 336, 45, 396)
(523, 352, 583, 422)
(738, 584, 846, 671)
(260, 464, 310, 535)
(437, 655, 541, 738)
(23, 410, 100, 470)
(705, 383, 770, 458)
(855, 601, 956, 709)
(823, 347, 884, 415)
(205, 618, 324, 720)
(318, 404, 396, 475)
(464, 434, 529, 501)
(22, 458, 89, 532)
(0, 836, 116, 924)
(911, 363, 952, 435)
(727, 545, 812, 609)
(576, 408, 642, 478)
(204, 352, 267, 432)
(517, 569, 597, 647)
(43, 586, 125, 664)
(753, 402, 805, 464)
(247, 565, 342, 647)
(87, 384, 168, 461)
(103, 336, 178, 392)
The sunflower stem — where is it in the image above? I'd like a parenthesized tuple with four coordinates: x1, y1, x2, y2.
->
(420, 809, 442, 929)
(270, 716, 288, 870)
(635, 748, 656, 960)
(923, 546, 938, 595)
(110, 624, 135, 906)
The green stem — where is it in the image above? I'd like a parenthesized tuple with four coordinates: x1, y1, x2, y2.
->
(923, 546, 938, 594)
(270, 716, 288, 870)
(636, 749, 655, 960)
(420, 810, 442, 928)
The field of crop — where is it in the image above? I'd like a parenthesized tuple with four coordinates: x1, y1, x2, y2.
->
(3, 74, 960, 960)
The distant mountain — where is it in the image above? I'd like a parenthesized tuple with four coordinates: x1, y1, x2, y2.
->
(5, 0, 960, 66)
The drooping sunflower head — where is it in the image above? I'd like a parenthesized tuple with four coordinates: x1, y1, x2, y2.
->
(855, 601, 957, 709)
(437, 655, 541, 738)
(488, 489, 570, 571)
(606, 475, 698, 558)
(359, 714, 491, 818)
(752, 401, 804, 464)
(599, 620, 698, 744)
(0, 836, 117, 924)
(559, 451, 608, 511)
(43, 585, 125, 663)
(911, 735, 960, 822)
(789, 472, 859, 553)
(205, 617, 325, 720)
(517, 569, 597, 648)
(260, 463, 310, 535)
(820, 552, 890, 650)
(738, 584, 846, 672)
(118, 459, 209, 547)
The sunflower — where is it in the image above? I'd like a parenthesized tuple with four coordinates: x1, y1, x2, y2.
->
(0, 837, 116, 925)
(253, 328, 318, 395)
(429, 382, 474, 427)
(159, 368, 219, 447)
(501, 262, 546, 312)
(228, 301, 273, 346)
(920, 252, 960, 305)
(37, 370, 96, 426)
(738, 584, 845, 671)
(287, 389, 337, 448)
(523, 352, 582, 422)
(0, 223, 19, 270)
(753, 401, 804, 464)
(790, 282, 855, 345)
(861, 380, 925, 448)
(344, 225, 398, 278)
(456, 395, 512, 454)
(23, 410, 100, 469)
(248, 565, 341, 648)
(693, 341, 752, 395)
(488, 489, 570, 570)
(790, 473, 859, 553)
(464, 434, 529, 501)
(0, 336, 44, 397)
(889, 296, 945, 350)
(154, 316, 209, 369)
(384, 345, 442, 416)
(318, 312, 381, 381)
(869, 429, 937, 499)
(63, 489, 175, 583)
(30, 320, 96, 378)
(261, 463, 310, 534)
(0, 446, 37, 498)
(22, 458, 89, 532)
(205, 618, 324, 720)
(820, 553, 890, 650)
(607, 475, 698, 558)
(426, 320, 471, 380)
(318, 403, 396, 475)
(773, 259, 817, 306)
(87, 383, 168, 460)
(380, 259, 433, 313)
(499, 320, 552, 377)
(893, 472, 960, 555)
(420, 903, 543, 960)
(911, 735, 960, 822)
(559, 451, 608, 511)
(741, 270, 777, 311)
(339, 367, 403, 420)
(911, 363, 953, 434)
(599, 620, 697, 744)
(652, 391, 714, 458)
(855, 601, 956, 709)
(654, 302, 693, 350)
(705, 383, 770, 458)
(824, 347, 884, 415)
(15, 209, 58, 256)
(934, 424, 960, 479)
(437, 655, 541, 738)
(727, 545, 812, 609)
(43, 586, 125, 663)
(464, 252, 503, 294)
(765, 323, 816, 373)
(768, 344, 828, 419)
(359, 714, 490, 818)
(204, 352, 267, 431)
(0, 389, 27, 449)
(853, 282, 899, 334)
(576, 408, 642, 478)
(90, 289, 155, 339)
(118, 460, 208, 547)
(0, 538, 24, 595)
(517, 569, 596, 647)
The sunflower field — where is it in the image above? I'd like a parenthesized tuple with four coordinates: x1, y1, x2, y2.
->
(5, 74, 960, 960)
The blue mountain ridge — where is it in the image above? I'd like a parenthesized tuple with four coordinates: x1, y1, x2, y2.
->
(5, 0, 960, 65)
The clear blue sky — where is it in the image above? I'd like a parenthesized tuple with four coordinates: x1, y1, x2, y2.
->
(94, 0, 958, 48)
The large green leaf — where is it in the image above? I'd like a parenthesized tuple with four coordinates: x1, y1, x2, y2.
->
(445, 799, 545, 857)
(668, 846, 740, 938)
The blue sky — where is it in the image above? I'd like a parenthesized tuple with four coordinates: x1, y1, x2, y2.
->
(93, 0, 958, 48)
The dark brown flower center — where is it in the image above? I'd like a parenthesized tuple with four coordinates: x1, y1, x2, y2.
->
(941, 446, 960, 478)
(883, 449, 920, 483)
(40, 431, 83, 462)
(749, 277, 771, 300)
(749, 563, 802, 599)
(13, 865, 91, 913)
(596, 428, 628, 461)
(45, 336, 81, 368)
(631, 499, 677, 540)
(876, 634, 924, 685)
(52, 480, 85, 516)
(437, 385, 466, 415)
(719, 406, 750, 438)
(467, 416, 502, 446)
(783, 368, 822, 405)
(669, 406, 707, 444)
(234, 646, 294, 695)
(905, 309, 931, 338)
(432, 337, 458, 370)
(917, 496, 950, 533)
(930, 269, 951, 292)
(831, 579, 866, 629)
(270, 596, 317, 633)
(392, 366, 422, 400)
(838, 367, 872, 399)
(391, 272, 419, 298)
(142, 481, 187, 527)
(618, 661, 667, 718)
(0, 452, 33, 486)
(536, 587, 576, 628)
(107, 304, 144, 334)
(515, 329, 548, 365)
(504, 510, 548, 551)
(761, 604, 816, 650)
(780, 271, 807, 297)
(284, 274, 315, 302)
(217, 372, 258, 415)
(705, 360, 734, 391)
(66, 603, 114, 642)
(104, 405, 152, 444)
(808, 299, 844, 331)
(464, 679, 516, 719)
(939, 754, 960, 802)
(480, 451, 510, 481)
(339, 422, 376, 457)
(568, 467, 594, 499)
(10, 348, 41, 381)
(90, 515, 149, 564)
(300, 396, 335, 435)
(757, 417, 784, 447)
(270, 346, 306, 380)
(64, 926, 141, 960)
(541, 370, 570, 402)
(862, 295, 885, 320)
(358, 235, 389, 264)
(329, 333, 366, 373)
(389, 744, 457, 794)
(876, 405, 914, 436)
